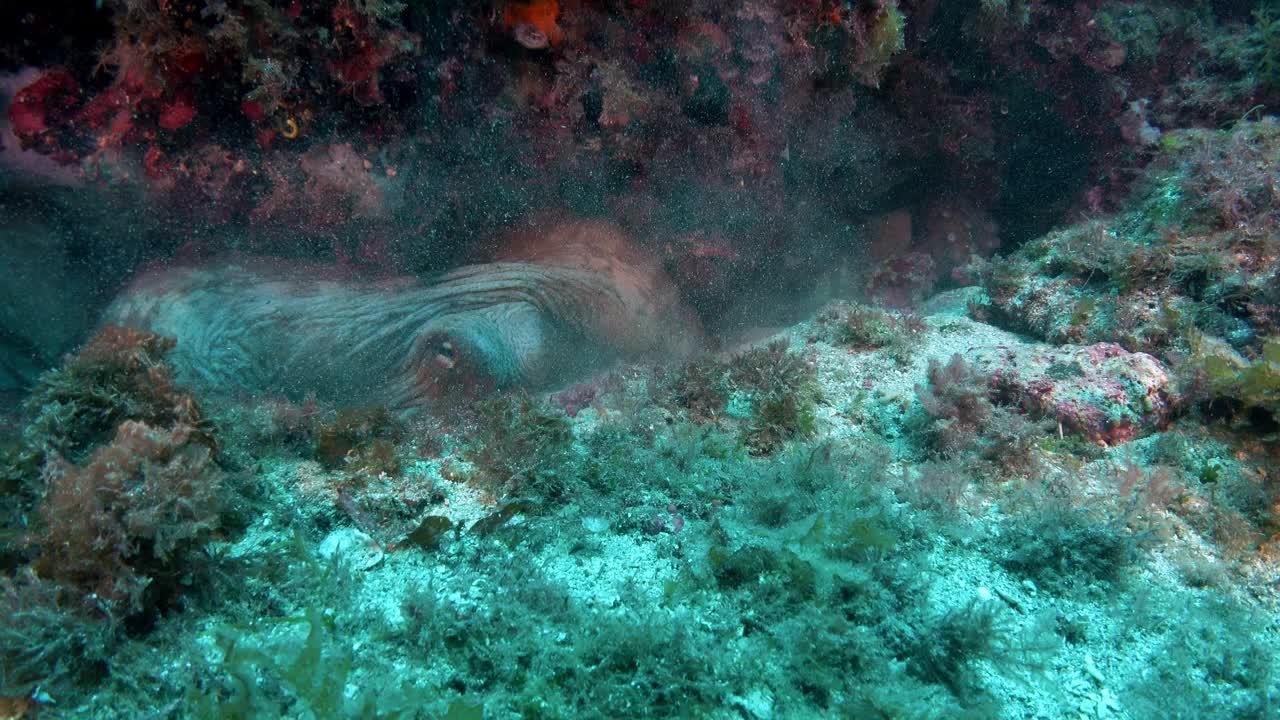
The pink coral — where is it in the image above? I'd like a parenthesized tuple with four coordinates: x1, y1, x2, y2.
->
(8, 70, 78, 137)
(329, 0, 420, 106)
(252, 143, 386, 231)
(7, 69, 81, 163)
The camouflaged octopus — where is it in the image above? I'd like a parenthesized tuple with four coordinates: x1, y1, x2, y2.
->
(103, 220, 702, 410)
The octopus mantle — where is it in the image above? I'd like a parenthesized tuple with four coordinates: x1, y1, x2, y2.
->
(103, 220, 701, 409)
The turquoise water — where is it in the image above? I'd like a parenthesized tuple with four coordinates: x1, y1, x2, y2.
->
(1, 2, 1279, 718)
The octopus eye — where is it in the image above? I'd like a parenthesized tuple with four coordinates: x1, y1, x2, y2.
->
(434, 340, 457, 370)
(513, 23, 548, 49)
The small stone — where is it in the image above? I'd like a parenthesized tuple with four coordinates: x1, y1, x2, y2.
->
(317, 527, 384, 571)
(1083, 653, 1107, 685)
(582, 516, 610, 533)
(729, 687, 775, 720)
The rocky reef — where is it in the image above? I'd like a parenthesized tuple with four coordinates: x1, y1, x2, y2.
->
(1, 2, 1280, 719)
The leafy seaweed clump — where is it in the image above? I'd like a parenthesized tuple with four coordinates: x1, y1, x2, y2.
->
(728, 340, 821, 455)
(999, 505, 1138, 595)
(465, 392, 575, 501)
(914, 354, 1046, 472)
(191, 608, 435, 720)
(578, 417, 741, 515)
(1, 326, 211, 499)
(906, 599, 1059, 703)
(1184, 335, 1280, 426)
(815, 302, 926, 365)
(399, 565, 741, 718)
(662, 339, 821, 455)
(738, 442, 847, 528)
(666, 356, 730, 422)
(0, 326, 224, 703)
(36, 420, 223, 617)
(313, 405, 403, 473)
(1256, 3, 1280, 87)
(0, 569, 117, 700)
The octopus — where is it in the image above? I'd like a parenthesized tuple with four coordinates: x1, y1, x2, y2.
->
(103, 219, 702, 410)
(502, 0, 563, 50)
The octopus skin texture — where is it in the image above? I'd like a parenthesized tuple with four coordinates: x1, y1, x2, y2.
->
(102, 220, 702, 410)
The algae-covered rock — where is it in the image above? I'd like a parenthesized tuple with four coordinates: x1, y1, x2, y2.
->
(980, 119, 1280, 362)
(975, 342, 1177, 446)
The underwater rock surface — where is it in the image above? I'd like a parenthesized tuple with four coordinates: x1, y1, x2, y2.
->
(977, 342, 1176, 446)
